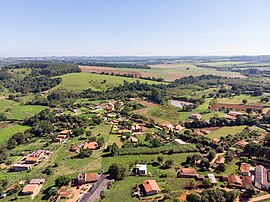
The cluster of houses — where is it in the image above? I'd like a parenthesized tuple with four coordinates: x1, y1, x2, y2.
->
(178, 161, 270, 192)
(224, 111, 243, 121)
(70, 141, 98, 152)
(54, 129, 72, 143)
(12, 150, 51, 172)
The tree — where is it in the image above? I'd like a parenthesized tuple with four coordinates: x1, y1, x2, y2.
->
(207, 150, 216, 161)
(151, 138, 161, 147)
(203, 178, 212, 188)
(55, 176, 70, 187)
(108, 163, 126, 180)
(162, 160, 174, 169)
(86, 131, 92, 137)
(216, 163, 226, 173)
(48, 187, 58, 196)
(200, 157, 210, 169)
(186, 179, 196, 189)
(72, 127, 85, 137)
(242, 187, 255, 198)
(97, 137, 104, 148)
(225, 151, 234, 163)
(110, 143, 119, 156)
(157, 156, 163, 165)
(77, 148, 92, 158)
(186, 194, 201, 202)
(0, 113, 6, 121)
(242, 99, 248, 105)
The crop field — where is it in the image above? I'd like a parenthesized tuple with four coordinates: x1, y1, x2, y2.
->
(80, 64, 245, 81)
(53, 72, 165, 92)
(206, 126, 246, 140)
(0, 124, 30, 143)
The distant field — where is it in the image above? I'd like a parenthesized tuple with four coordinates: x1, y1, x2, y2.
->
(53, 72, 165, 92)
(80, 64, 245, 81)
(215, 95, 268, 106)
(0, 125, 30, 143)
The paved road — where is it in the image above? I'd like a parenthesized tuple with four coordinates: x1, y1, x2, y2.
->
(78, 174, 109, 202)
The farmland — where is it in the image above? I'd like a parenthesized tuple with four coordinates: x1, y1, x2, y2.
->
(80, 63, 245, 81)
(53, 72, 165, 92)
(0, 124, 30, 143)
(206, 126, 246, 140)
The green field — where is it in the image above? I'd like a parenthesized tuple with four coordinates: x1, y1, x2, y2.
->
(206, 126, 246, 140)
(147, 98, 225, 124)
(0, 125, 30, 143)
(216, 94, 267, 106)
(53, 73, 165, 92)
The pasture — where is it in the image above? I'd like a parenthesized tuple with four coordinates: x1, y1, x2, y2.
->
(53, 72, 165, 92)
(80, 63, 245, 81)
(0, 124, 30, 143)
(206, 126, 246, 140)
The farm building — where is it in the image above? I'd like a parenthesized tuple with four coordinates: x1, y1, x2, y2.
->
(178, 167, 198, 178)
(12, 164, 32, 172)
(142, 180, 160, 196)
(83, 141, 98, 150)
(29, 179, 45, 185)
(254, 165, 270, 190)
(77, 173, 99, 185)
(189, 113, 202, 120)
(135, 164, 147, 175)
(239, 163, 251, 176)
(228, 174, 242, 188)
(22, 184, 39, 195)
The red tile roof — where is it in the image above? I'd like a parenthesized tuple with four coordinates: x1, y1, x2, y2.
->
(83, 142, 98, 150)
(142, 180, 160, 193)
(180, 167, 197, 175)
(240, 163, 250, 173)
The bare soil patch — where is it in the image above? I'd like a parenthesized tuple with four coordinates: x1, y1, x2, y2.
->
(211, 103, 265, 111)
(133, 101, 159, 117)
(80, 66, 142, 78)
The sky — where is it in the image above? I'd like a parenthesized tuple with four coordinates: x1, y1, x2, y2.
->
(0, 0, 270, 57)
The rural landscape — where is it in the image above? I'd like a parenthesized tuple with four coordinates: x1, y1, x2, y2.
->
(0, 56, 270, 202)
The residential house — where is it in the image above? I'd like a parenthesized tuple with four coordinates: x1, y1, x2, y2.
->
(240, 163, 251, 176)
(54, 135, 68, 143)
(58, 186, 72, 199)
(83, 141, 98, 150)
(77, 173, 98, 185)
(200, 129, 211, 135)
(12, 164, 32, 172)
(254, 165, 270, 190)
(130, 136, 138, 144)
(189, 113, 202, 120)
(236, 140, 248, 148)
(242, 176, 252, 188)
(208, 174, 217, 185)
(174, 125, 184, 131)
(59, 129, 72, 135)
(142, 180, 161, 196)
(29, 179, 45, 185)
(178, 167, 198, 178)
(161, 122, 174, 130)
(213, 156, 225, 169)
(228, 174, 242, 188)
(70, 145, 80, 152)
(135, 164, 147, 175)
(21, 184, 39, 195)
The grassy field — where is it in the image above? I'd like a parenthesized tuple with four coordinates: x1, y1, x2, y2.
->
(8, 68, 31, 80)
(0, 124, 30, 143)
(147, 98, 225, 124)
(216, 94, 267, 106)
(81, 64, 245, 82)
(206, 126, 246, 140)
(53, 72, 165, 92)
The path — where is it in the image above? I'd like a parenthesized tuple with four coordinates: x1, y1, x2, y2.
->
(249, 194, 270, 202)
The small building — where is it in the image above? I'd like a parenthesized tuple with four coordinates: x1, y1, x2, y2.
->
(254, 165, 270, 190)
(142, 180, 161, 196)
(242, 176, 252, 188)
(200, 129, 211, 134)
(70, 145, 80, 152)
(236, 140, 248, 148)
(77, 173, 98, 185)
(174, 125, 184, 131)
(213, 156, 225, 169)
(24, 156, 40, 164)
(174, 139, 186, 144)
(83, 141, 98, 150)
(135, 164, 147, 175)
(59, 129, 72, 136)
(130, 136, 138, 144)
(208, 174, 217, 184)
(12, 164, 32, 172)
(239, 163, 251, 176)
(178, 167, 198, 178)
(54, 135, 68, 143)
(58, 186, 72, 199)
(212, 138, 220, 143)
(21, 184, 39, 195)
(228, 174, 242, 188)
(29, 179, 45, 185)
(189, 113, 202, 120)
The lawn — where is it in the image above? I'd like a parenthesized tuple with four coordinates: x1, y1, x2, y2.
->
(206, 126, 246, 140)
(53, 72, 164, 92)
(0, 124, 30, 143)
(216, 94, 266, 106)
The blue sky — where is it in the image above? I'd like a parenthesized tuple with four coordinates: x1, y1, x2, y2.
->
(0, 0, 269, 56)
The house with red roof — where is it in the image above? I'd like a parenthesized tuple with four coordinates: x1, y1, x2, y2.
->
(142, 180, 160, 196)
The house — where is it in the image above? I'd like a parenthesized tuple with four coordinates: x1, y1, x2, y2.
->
(54, 135, 68, 143)
(70, 145, 80, 152)
(29, 179, 45, 185)
(194, 131, 204, 136)
(228, 111, 243, 116)
(189, 113, 202, 120)
(200, 129, 211, 134)
(174, 139, 186, 144)
(228, 174, 242, 188)
(161, 122, 174, 130)
(240, 163, 251, 176)
(59, 129, 72, 135)
(174, 125, 184, 131)
(24, 156, 40, 164)
(212, 138, 220, 143)
(213, 156, 225, 168)
(83, 141, 98, 150)
(178, 167, 198, 178)
(242, 176, 252, 188)
(142, 180, 161, 196)
(135, 164, 147, 175)
(77, 173, 98, 185)
(130, 136, 138, 143)
(208, 174, 217, 184)
(21, 184, 39, 195)
(254, 165, 270, 190)
(24, 150, 49, 164)
(225, 115, 237, 121)
(12, 164, 32, 172)
(236, 140, 248, 148)
(132, 124, 144, 132)
(58, 186, 72, 199)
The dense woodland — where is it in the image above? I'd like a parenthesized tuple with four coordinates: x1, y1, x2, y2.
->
(77, 62, 151, 69)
